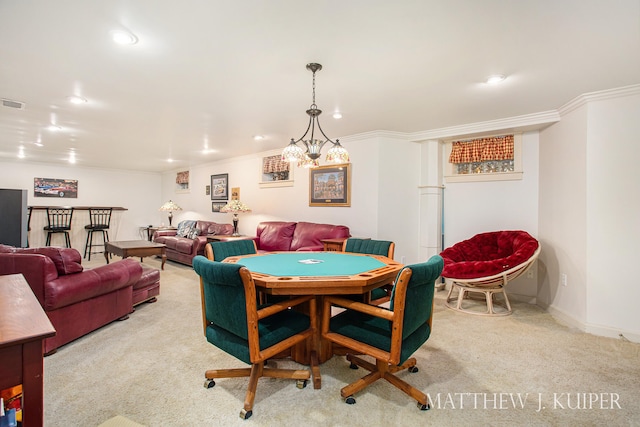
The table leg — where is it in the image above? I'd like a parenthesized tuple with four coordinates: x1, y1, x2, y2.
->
(160, 251, 166, 270)
(104, 249, 110, 264)
(310, 351, 321, 389)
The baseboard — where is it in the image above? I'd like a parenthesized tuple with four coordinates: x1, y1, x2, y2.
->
(540, 303, 640, 344)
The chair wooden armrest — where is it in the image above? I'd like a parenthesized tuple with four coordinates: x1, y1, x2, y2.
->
(323, 296, 394, 320)
(257, 295, 314, 320)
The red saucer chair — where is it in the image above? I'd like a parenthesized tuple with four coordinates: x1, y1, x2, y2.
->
(440, 230, 540, 316)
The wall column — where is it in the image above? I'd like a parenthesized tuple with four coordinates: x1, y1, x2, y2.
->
(418, 140, 443, 264)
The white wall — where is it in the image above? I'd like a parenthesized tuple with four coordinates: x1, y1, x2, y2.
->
(539, 89, 640, 341)
(160, 135, 423, 264)
(441, 131, 541, 299)
(538, 106, 588, 323)
(585, 93, 640, 338)
(0, 161, 161, 249)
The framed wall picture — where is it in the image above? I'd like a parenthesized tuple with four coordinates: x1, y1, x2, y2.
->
(212, 202, 226, 213)
(34, 177, 78, 198)
(210, 174, 229, 200)
(231, 187, 240, 200)
(309, 163, 351, 207)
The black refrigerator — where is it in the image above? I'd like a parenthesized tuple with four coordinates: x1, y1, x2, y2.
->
(0, 188, 28, 247)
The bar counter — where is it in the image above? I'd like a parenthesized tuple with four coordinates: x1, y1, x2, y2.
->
(28, 206, 128, 250)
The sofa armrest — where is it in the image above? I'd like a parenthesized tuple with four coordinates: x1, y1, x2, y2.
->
(0, 253, 59, 307)
(45, 259, 143, 311)
(193, 236, 211, 256)
(153, 229, 177, 240)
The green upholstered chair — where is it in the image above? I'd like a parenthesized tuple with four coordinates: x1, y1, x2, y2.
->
(205, 239, 257, 262)
(343, 238, 395, 304)
(192, 255, 316, 420)
(321, 255, 444, 410)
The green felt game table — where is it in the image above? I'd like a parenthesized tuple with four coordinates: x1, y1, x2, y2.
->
(225, 251, 402, 296)
(224, 251, 403, 389)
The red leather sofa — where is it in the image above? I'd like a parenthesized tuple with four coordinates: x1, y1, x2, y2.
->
(254, 221, 351, 252)
(153, 220, 234, 266)
(0, 244, 143, 354)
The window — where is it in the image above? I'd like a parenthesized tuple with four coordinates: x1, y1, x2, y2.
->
(259, 155, 294, 188)
(444, 133, 523, 182)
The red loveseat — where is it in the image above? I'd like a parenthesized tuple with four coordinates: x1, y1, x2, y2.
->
(153, 220, 234, 265)
(0, 244, 143, 354)
(254, 221, 351, 252)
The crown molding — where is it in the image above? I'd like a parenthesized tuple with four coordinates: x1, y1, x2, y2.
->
(558, 84, 640, 116)
(339, 130, 410, 142)
(408, 110, 561, 142)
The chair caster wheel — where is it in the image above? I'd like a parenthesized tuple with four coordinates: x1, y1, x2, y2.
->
(240, 409, 252, 420)
(345, 396, 356, 405)
(204, 379, 215, 388)
(296, 379, 308, 389)
(349, 362, 358, 370)
(418, 402, 430, 411)
(408, 366, 419, 373)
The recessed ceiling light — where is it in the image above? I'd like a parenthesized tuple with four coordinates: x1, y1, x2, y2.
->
(48, 124, 62, 131)
(253, 135, 264, 141)
(486, 74, 506, 85)
(167, 158, 174, 163)
(67, 95, 87, 104)
(111, 30, 138, 45)
(333, 112, 342, 119)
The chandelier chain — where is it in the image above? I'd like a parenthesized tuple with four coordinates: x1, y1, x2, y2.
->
(311, 69, 316, 108)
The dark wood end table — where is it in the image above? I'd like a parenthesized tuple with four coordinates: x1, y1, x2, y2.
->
(320, 237, 348, 252)
(105, 240, 167, 270)
(0, 274, 56, 427)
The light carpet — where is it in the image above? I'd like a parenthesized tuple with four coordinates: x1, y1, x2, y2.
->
(44, 256, 640, 426)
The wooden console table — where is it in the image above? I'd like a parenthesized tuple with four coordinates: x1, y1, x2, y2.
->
(0, 274, 56, 427)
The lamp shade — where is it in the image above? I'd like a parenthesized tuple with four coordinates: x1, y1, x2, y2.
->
(220, 200, 251, 213)
(159, 200, 182, 212)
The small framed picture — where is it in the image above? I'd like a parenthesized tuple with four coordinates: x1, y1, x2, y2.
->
(309, 163, 351, 207)
(212, 202, 226, 213)
(211, 173, 229, 201)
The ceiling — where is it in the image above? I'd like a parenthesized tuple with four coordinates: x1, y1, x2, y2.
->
(1, 1, 639, 173)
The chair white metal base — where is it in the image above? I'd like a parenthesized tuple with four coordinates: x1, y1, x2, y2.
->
(445, 280, 512, 316)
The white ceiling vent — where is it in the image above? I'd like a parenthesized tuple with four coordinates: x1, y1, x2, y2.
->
(1, 98, 26, 110)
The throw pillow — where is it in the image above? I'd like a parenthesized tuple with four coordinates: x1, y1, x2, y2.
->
(186, 227, 200, 239)
(176, 220, 196, 238)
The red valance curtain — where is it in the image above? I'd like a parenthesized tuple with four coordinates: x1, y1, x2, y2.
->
(449, 135, 514, 164)
(176, 171, 189, 184)
(263, 155, 290, 173)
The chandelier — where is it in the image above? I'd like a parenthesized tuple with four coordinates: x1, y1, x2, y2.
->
(281, 63, 350, 168)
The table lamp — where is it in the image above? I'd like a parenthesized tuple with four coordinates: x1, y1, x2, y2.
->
(220, 200, 251, 236)
(159, 200, 182, 226)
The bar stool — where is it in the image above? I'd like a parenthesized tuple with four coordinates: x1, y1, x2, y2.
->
(27, 206, 32, 247)
(84, 208, 112, 260)
(44, 207, 74, 247)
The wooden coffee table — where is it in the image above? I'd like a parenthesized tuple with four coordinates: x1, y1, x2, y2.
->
(105, 240, 167, 270)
